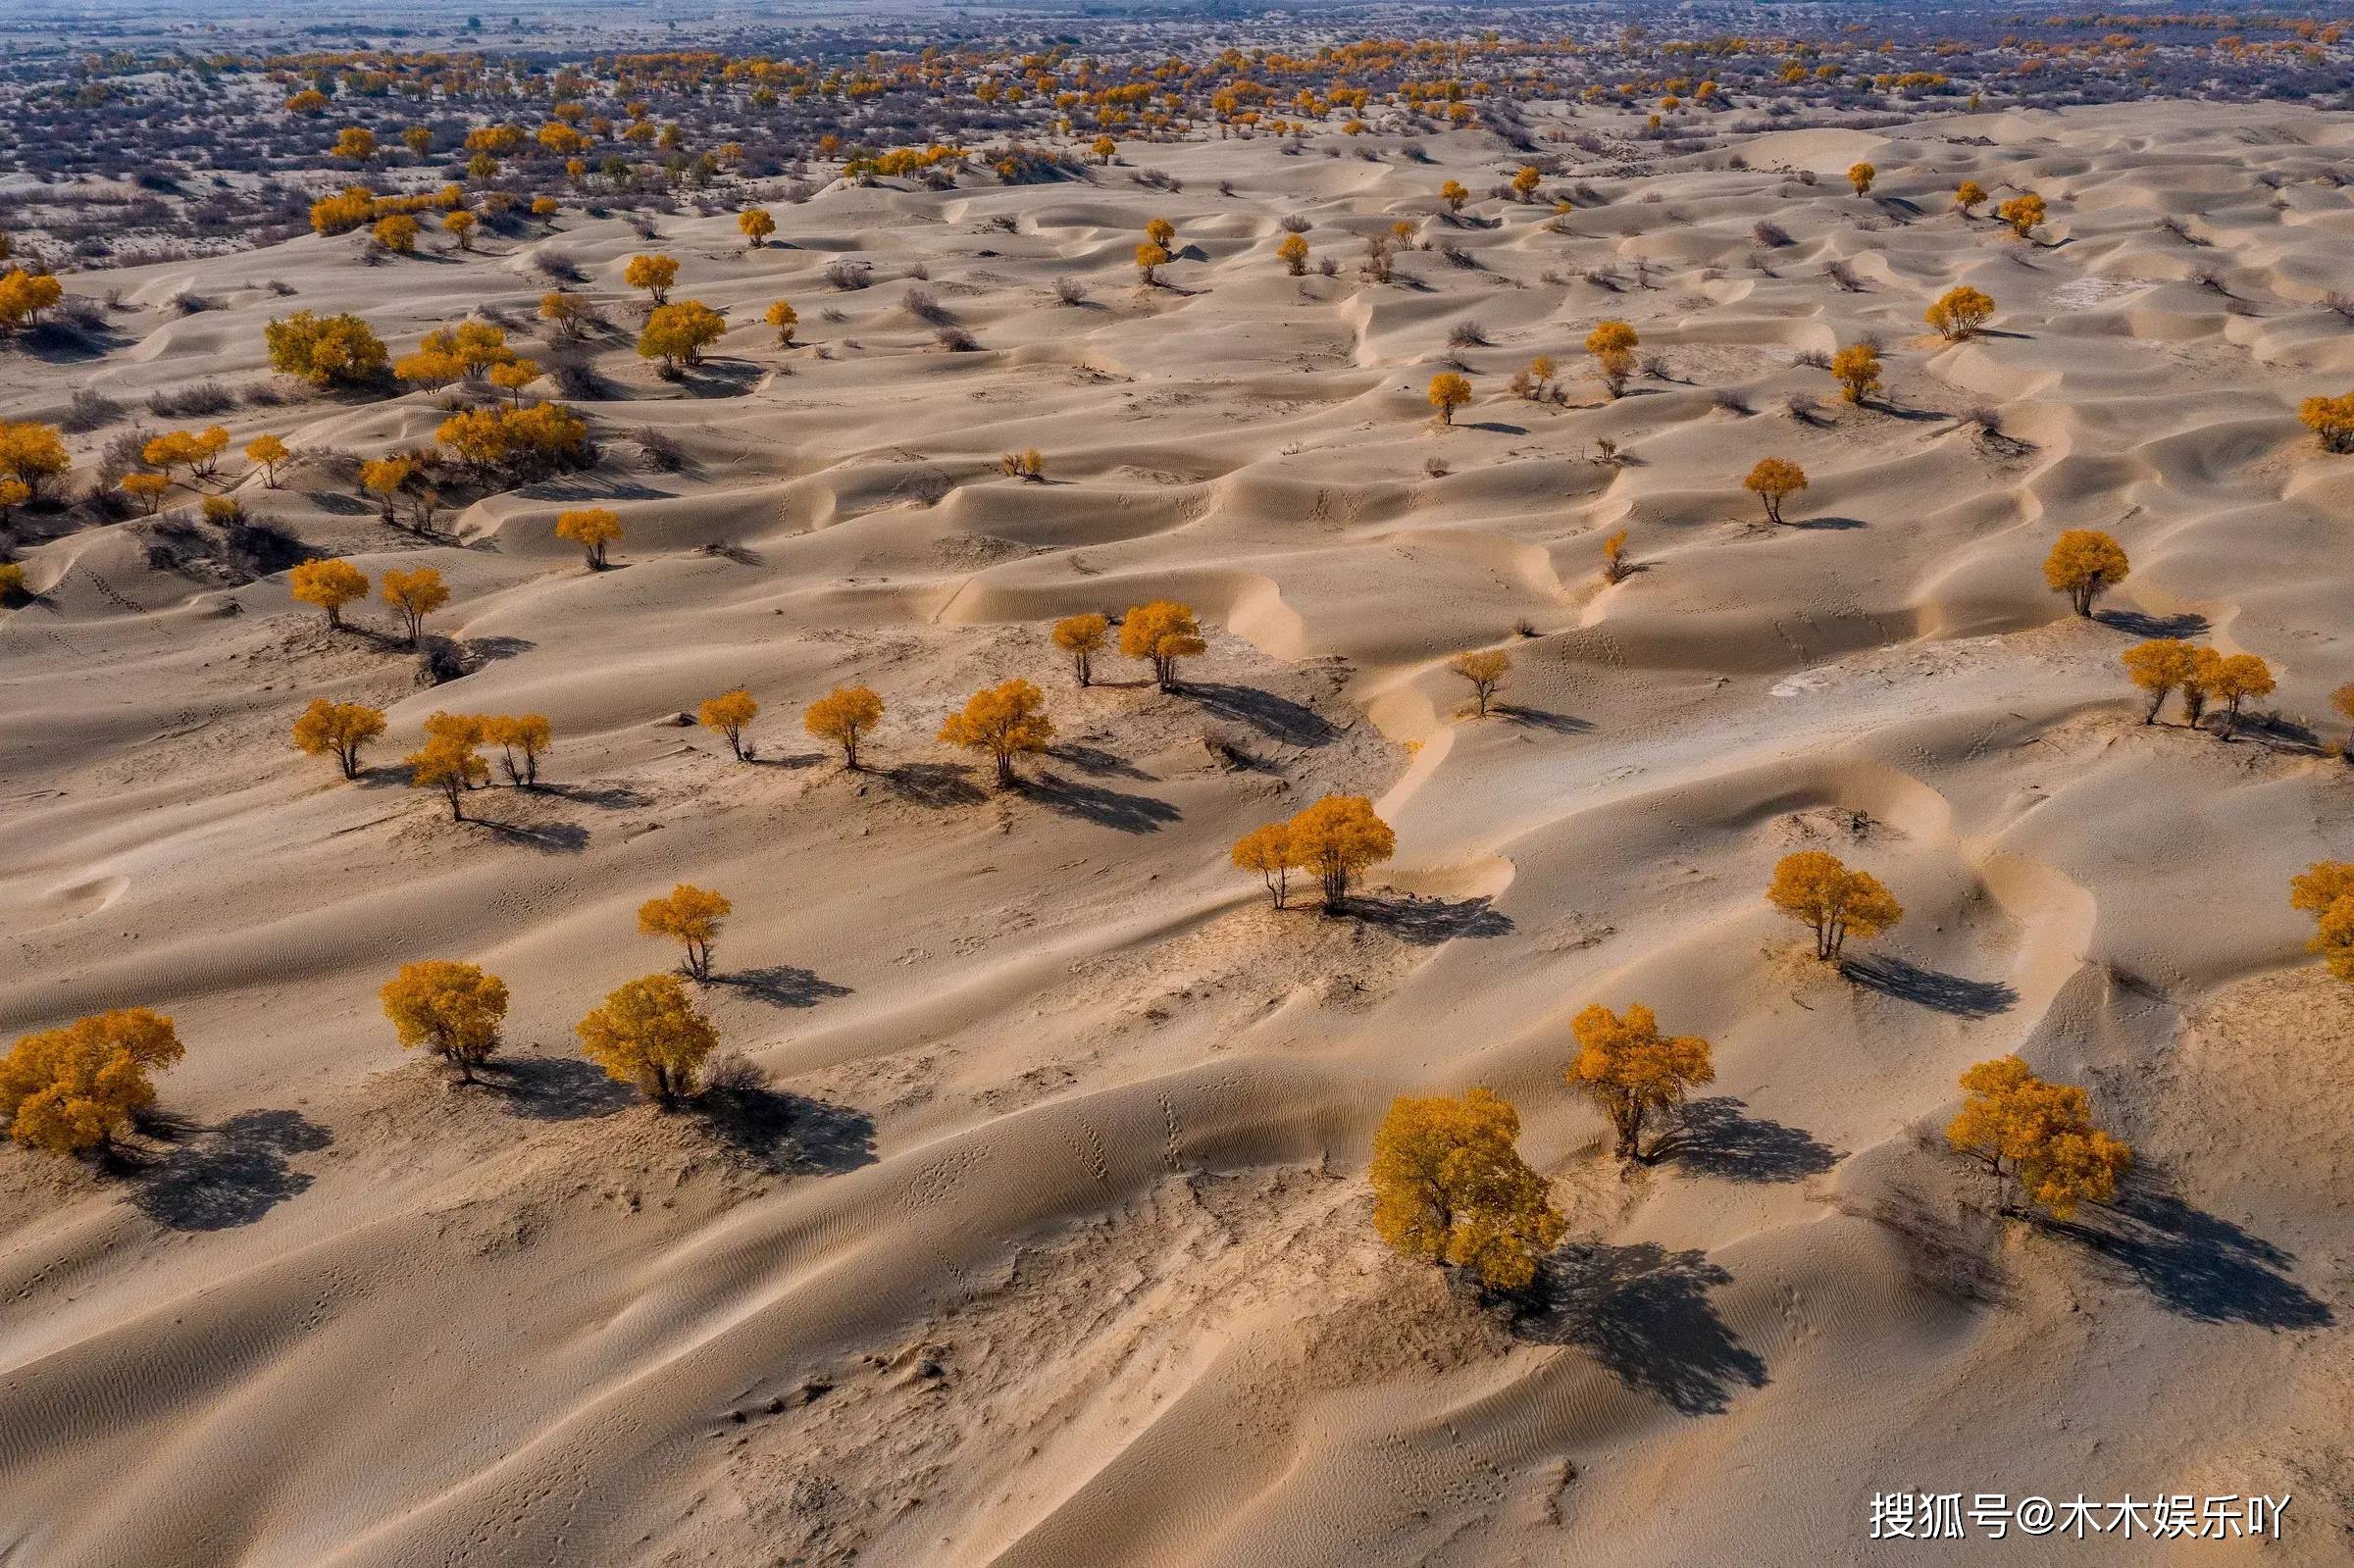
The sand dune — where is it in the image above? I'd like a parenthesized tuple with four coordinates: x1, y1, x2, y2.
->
(5, 100, 2354, 1565)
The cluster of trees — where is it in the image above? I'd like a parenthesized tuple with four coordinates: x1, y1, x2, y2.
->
(382, 960, 720, 1104)
(264, 310, 390, 386)
(1231, 795, 1398, 909)
(1134, 215, 1175, 283)
(397, 710, 557, 815)
(287, 557, 450, 646)
(2120, 639, 2275, 738)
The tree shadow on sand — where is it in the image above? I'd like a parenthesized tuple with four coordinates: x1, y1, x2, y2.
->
(2097, 608, 2210, 639)
(491, 1055, 637, 1121)
(1020, 773, 1181, 834)
(1517, 1241, 1769, 1415)
(1346, 892, 1513, 943)
(695, 1086, 878, 1176)
(885, 761, 988, 809)
(1841, 955, 2018, 1020)
(714, 966, 854, 1009)
(1494, 704, 1592, 734)
(1667, 1097, 1840, 1183)
(130, 1109, 332, 1231)
(1185, 683, 1340, 747)
(2043, 1167, 2332, 1330)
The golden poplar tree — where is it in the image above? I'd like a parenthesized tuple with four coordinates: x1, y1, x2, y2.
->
(1946, 1055, 2130, 1218)
(1586, 320, 1638, 398)
(292, 698, 387, 780)
(407, 735, 487, 819)
(485, 714, 552, 786)
(2121, 638, 2199, 724)
(1276, 232, 1310, 275)
(1743, 457, 1808, 524)
(1569, 1002, 1714, 1160)
(289, 558, 370, 628)
(554, 506, 621, 569)
(1368, 1088, 1565, 1292)
(624, 252, 679, 303)
(1426, 372, 1472, 426)
(765, 300, 797, 345)
(1829, 342, 1881, 403)
(637, 884, 733, 980)
(699, 687, 759, 761)
(1231, 822, 1298, 908)
(1118, 599, 1206, 689)
(939, 679, 1053, 785)
(1925, 285, 1995, 341)
(2043, 530, 2127, 617)
(1766, 850, 1902, 961)
(578, 974, 719, 1103)
(1450, 650, 1510, 717)
(380, 961, 509, 1083)
(739, 207, 776, 248)
(1, 1007, 183, 1155)
(2196, 652, 2273, 741)
(1050, 613, 1110, 685)
(804, 684, 885, 769)
(381, 565, 449, 646)
(1287, 794, 1396, 908)
(1847, 161, 1875, 194)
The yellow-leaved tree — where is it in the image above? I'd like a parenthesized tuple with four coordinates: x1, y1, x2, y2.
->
(1829, 342, 1881, 403)
(485, 713, 552, 787)
(2291, 862, 2354, 985)
(638, 884, 733, 980)
(2043, 529, 2128, 617)
(1945, 1055, 2130, 1219)
(1586, 320, 1638, 398)
(407, 734, 487, 820)
(1118, 599, 1206, 690)
(289, 558, 370, 629)
(578, 974, 718, 1104)
(1925, 285, 1994, 342)
(1743, 457, 1808, 525)
(1, 1008, 183, 1156)
(624, 252, 678, 303)
(554, 506, 621, 569)
(1231, 821, 1296, 908)
(1766, 850, 1903, 961)
(1427, 372, 1472, 426)
(739, 207, 776, 248)
(1848, 161, 1875, 195)
(292, 698, 387, 780)
(804, 684, 885, 769)
(1569, 1002, 1714, 1161)
(2121, 638, 2199, 725)
(1288, 793, 1396, 909)
(639, 300, 726, 370)
(381, 565, 449, 647)
(1276, 232, 1310, 275)
(698, 687, 759, 761)
(2197, 652, 2273, 742)
(1050, 612, 1110, 686)
(939, 678, 1053, 786)
(380, 960, 509, 1083)
(765, 300, 797, 346)
(1368, 1088, 1565, 1293)
(1449, 649, 1510, 717)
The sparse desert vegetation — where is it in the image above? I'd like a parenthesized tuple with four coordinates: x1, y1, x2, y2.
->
(4, 3, 2354, 1563)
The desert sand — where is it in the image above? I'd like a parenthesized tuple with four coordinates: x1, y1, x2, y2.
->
(5, 100, 2354, 1565)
